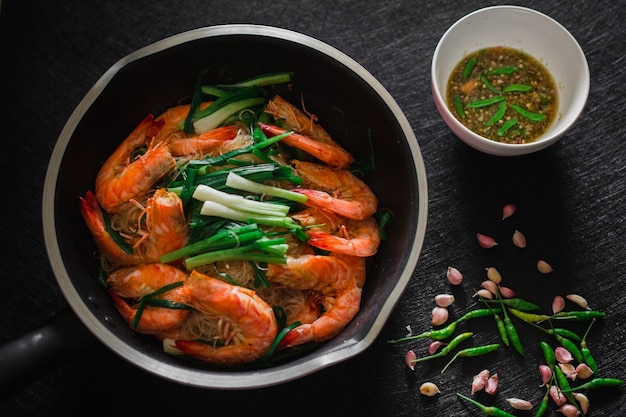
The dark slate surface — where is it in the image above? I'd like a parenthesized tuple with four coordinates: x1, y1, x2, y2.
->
(1, 0, 624, 415)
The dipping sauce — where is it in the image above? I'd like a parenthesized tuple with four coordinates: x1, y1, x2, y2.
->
(446, 46, 558, 144)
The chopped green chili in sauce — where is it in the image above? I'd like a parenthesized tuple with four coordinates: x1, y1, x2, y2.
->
(446, 46, 558, 144)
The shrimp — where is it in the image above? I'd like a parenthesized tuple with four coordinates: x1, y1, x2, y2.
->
(266, 254, 365, 347)
(152, 103, 239, 157)
(173, 270, 278, 366)
(291, 160, 378, 220)
(260, 122, 354, 170)
(292, 208, 380, 257)
(265, 95, 335, 145)
(95, 114, 175, 214)
(106, 263, 190, 335)
(79, 187, 189, 266)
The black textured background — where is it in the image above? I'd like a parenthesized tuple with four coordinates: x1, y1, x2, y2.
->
(1, 0, 624, 415)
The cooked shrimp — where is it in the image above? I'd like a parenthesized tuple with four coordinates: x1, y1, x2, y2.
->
(106, 263, 190, 335)
(264, 95, 335, 145)
(291, 160, 378, 220)
(260, 123, 354, 169)
(95, 114, 175, 214)
(152, 103, 239, 157)
(79, 188, 189, 266)
(266, 254, 364, 348)
(173, 270, 278, 366)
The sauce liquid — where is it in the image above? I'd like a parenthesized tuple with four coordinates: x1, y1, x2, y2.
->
(446, 46, 558, 144)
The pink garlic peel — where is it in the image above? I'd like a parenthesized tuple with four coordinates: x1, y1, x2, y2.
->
(502, 203, 516, 220)
(446, 266, 463, 285)
(477, 233, 498, 249)
(485, 373, 499, 395)
(558, 363, 577, 380)
(512, 229, 527, 248)
(552, 295, 565, 314)
(471, 369, 490, 394)
(506, 398, 533, 411)
(539, 364, 552, 386)
(405, 350, 417, 370)
(550, 385, 567, 406)
(556, 403, 580, 417)
(555, 346, 574, 363)
(576, 363, 595, 379)
(431, 306, 449, 326)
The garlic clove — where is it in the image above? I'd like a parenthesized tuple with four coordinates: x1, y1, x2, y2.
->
(434, 294, 455, 308)
(471, 369, 490, 394)
(550, 385, 567, 406)
(486, 266, 502, 284)
(446, 266, 463, 285)
(558, 363, 577, 380)
(498, 286, 516, 298)
(474, 288, 494, 300)
(428, 341, 446, 355)
(502, 203, 516, 220)
(431, 306, 449, 326)
(566, 294, 591, 310)
(419, 382, 441, 397)
(573, 392, 590, 414)
(512, 229, 527, 248)
(555, 346, 574, 363)
(480, 280, 498, 295)
(485, 373, 499, 395)
(575, 363, 595, 379)
(539, 364, 552, 386)
(405, 350, 417, 370)
(556, 404, 580, 417)
(552, 295, 565, 314)
(477, 233, 498, 249)
(506, 398, 533, 411)
(537, 259, 554, 274)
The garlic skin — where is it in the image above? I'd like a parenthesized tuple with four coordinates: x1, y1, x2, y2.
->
(512, 229, 527, 248)
(431, 306, 449, 326)
(576, 363, 595, 379)
(435, 294, 455, 308)
(446, 266, 463, 285)
(486, 266, 502, 284)
(506, 398, 533, 411)
(419, 382, 441, 397)
(537, 259, 554, 273)
(552, 295, 565, 314)
(555, 346, 574, 363)
(502, 203, 516, 220)
(477, 233, 498, 248)
(558, 363, 577, 380)
(405, 350, 417, 370)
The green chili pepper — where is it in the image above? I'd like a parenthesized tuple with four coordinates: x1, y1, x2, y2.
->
(553, 310, 606, 321)
(508, 307, 550, 323)
(488, 66, 517, 75)
(457, 393, 515, 417)
(411, 332, 474, 364)
(453, 96, 465, 118)
(539, 340, 556, 369)
(484, 298, 541, 312)
(481, 75, 500, 94)
(551, 328, 582, 343)
(497, 118, 518, 136)
(458, 308, 502, 322)
(441, 343, 500, 373)
(509, 104, 547, 122)
(486, 102, 507, 127)
(561, 378, 623, 392)
(480, 299, 509, 346)
(498, 294, 524, 356)
(534, 389, 550, 417)
(387, 320, 458, 343)
(463, 57, 477, 79)
(580, 320, 598, 373)
(503, 84, 532, 93)
(467, 95, 505, 108)
(554, 365, 578, 407)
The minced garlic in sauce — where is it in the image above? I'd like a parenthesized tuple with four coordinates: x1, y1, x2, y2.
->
(446, 46, 558, 144)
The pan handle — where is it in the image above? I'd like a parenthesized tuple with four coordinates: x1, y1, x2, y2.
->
(0, 308, 98, 401)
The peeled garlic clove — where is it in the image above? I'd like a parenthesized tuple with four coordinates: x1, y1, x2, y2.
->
(431, 306, 449, 326)
(435, 294, 455, 308)
(555, 346, 574, 363)
(566, 294, 591, 310)
(486, 266, 502, 284)
(537, 259, 554, 274)
(477, 233, 498, 248)
(485, 373, 499, 395)
(498, 286, 515, 298)
(506, 398, 533, 411)
(512, 229, 527, 248)
(573, 392, 590, 414)
(405, 350, 417, 370)
(576, 363, 595, 379)
(552, 295, 565, 314)
(502, 203, 516, 220)
(419, 382, 441, 397)
(446, 266, 463, 285)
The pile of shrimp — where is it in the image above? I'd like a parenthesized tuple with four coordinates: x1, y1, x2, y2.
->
(79, 92, 381, 367)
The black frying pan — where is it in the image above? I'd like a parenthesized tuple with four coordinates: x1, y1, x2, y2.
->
(0, 25, 428, 391)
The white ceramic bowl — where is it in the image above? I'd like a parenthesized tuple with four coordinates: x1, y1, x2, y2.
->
(431, 5, 590, 156)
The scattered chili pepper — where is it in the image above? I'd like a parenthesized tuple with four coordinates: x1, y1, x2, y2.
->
(534, 388, 550, 417)
(552, 310, 605, 321)
(411, 332, 474, 365)
(441, 343, 500, 373)
(498, 292, 524, 356)
(580, 320, 598, 373)
(561, 377, 623, 392)
(457, 393, 516, 417)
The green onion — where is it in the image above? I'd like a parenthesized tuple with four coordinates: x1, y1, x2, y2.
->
(193, 97, 266, 134)
(217, 72, 294, 88)
(184, 68, 209, 134)
(509, 104, 547, 122)
(184, 238, 288, 269)
(199, 200, 299, 229)
(486, 102, 507, 127)
(226, 172, 307, 204)
(467, 95, 505, 108)
(192, 183, 291, 216)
